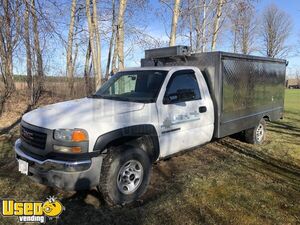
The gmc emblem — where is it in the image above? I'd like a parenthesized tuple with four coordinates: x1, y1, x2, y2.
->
(22, 129, 34, 140)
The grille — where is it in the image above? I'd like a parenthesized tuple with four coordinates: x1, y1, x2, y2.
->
(20, 125, 47, 149)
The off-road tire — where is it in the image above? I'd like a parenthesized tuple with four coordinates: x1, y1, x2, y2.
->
(245, 118, 266, 144)
(98, 145, 152, 206)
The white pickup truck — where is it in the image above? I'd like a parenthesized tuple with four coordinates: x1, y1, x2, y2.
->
(15, 46, 286, 205)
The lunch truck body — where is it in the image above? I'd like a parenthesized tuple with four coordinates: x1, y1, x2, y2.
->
(15, 46, 286, 205)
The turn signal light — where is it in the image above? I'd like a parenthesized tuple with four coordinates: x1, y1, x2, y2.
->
(53, 145, 83, 154)
(71, 146, 82, 153)
(71, 130, 88, 142)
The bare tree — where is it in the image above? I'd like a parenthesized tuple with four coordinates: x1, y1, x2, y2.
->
(24, 0, 33, 94)
(92, 0, 101, 88)
(84, 40, 92, 95)
(169, 0, 181, 46)
(66, 0, 77, 95)
(31, 0, 44, 103)
(260, 4, 293, 58)
(116, 0, 128, 70)
(105, 0, 116, 79)
(179, 0, 227, 53)
(86, 0, 102, 90)
(211, 0, 224, 51)
(0, 0, 21, 114)
(240, 10, 255, 54)
(200, 0, 210, 52)
(193, 0, 213, 52)
(111, 34, 118, 74)
(229, 0, 256, 54)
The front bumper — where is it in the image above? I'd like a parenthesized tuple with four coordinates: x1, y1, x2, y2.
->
(14, 139, 102, 191)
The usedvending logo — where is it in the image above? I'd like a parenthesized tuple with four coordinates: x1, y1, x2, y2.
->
(1, 196, 64, 223)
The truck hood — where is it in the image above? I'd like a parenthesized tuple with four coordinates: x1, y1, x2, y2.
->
(22, 97, 145, 130)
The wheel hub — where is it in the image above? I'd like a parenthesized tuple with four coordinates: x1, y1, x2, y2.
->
(117, 160, 143, 195)
(256, 124, 264, 142)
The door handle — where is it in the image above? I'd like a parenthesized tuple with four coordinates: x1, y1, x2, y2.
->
(199, 106, 207, 113)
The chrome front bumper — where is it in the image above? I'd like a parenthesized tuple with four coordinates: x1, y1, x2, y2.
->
(14, 139, 102, 190)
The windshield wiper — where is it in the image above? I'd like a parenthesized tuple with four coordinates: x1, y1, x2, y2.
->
(89, 94, 103, 98)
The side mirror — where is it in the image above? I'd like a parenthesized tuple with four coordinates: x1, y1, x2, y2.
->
(164, 89, 195, 104)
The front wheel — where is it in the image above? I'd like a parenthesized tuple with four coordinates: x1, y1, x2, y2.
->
(98, 145, 152, 206)
(245, 118, 266, 144)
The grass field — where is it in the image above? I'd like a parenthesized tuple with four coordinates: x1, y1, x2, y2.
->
(0, 89, 299, 225)
(262, 89, 300, 166)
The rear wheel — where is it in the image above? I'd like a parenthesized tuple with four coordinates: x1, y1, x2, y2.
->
(98, 145, 152, 206)
(245, 118, 266, 144)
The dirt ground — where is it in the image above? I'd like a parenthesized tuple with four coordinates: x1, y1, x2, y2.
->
(0, 89, 299, 225)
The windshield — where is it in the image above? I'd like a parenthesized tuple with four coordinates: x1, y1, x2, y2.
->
(92, 70, 168, 103)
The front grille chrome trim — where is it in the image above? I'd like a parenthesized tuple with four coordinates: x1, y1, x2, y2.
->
(20, 125, 47, 150)
(15, 139, 91, 166)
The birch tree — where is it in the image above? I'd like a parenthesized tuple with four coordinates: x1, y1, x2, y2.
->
(84, 40, 92, 95)
(92, 0, 101, 87)
(229, 0, 256, 54)
(116, 0, 128, 70)
(105, 0, 116, 79)
(260, 4, 292, 58)
(240, 10, 255, 54)
(66, 0, 77, 95)
(169, 0, 181, 46)
(194, 0, 213, 52)
(211, 0, 224, 51)
(86, 0, 102, 89)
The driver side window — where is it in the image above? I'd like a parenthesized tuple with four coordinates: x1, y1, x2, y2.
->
(164, 70, 201, 104)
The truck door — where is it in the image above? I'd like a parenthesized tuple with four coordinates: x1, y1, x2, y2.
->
(157, 69, 214, 157)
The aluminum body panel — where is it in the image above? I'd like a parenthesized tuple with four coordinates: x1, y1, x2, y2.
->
(141, 51, 286, 138)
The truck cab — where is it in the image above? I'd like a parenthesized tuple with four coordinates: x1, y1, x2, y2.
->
(15, 66, 214, 205)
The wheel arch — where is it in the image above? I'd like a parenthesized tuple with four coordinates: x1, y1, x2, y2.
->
(93, 125, 160, 162)
(263, 114, 271, 122)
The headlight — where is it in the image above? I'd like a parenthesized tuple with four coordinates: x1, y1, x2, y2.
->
(54, 129, 88, 142)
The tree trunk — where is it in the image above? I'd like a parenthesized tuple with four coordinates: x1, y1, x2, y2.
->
(31, 0, 44, 104)
(0, 0, 17, 114)
(116, 0, 127, 70)
(84, 41, 92, 96)
(111, 26, 118, 74)
(24, 0, 33, 104)
(66, 0, 77, 96)
(201, 0, 207, 52)
(241, 25, 249, 54)
(169, 0, 181, 46)
(92, 0, 102, 89)
(211, 0, 224, 51)
(105, 0, 116, 79)
(188, 0, 193, 50)
(194, 0, 201, 51)
(86, 0, 102, 90)
(233, 26, 237, 53)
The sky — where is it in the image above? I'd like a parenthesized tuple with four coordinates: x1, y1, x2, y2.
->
(255, 0, 300, 76)
(121, 0, 300, 78)
(137, 0, 300, 77)
(13, 0, 300, 78)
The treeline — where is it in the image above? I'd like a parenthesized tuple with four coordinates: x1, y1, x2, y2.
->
(0, 0, 295, 114)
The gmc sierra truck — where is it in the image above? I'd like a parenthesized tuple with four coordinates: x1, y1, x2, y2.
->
(15, 46, 287, 205)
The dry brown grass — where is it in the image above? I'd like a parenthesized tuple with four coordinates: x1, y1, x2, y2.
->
(0, 89, 299, 225)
